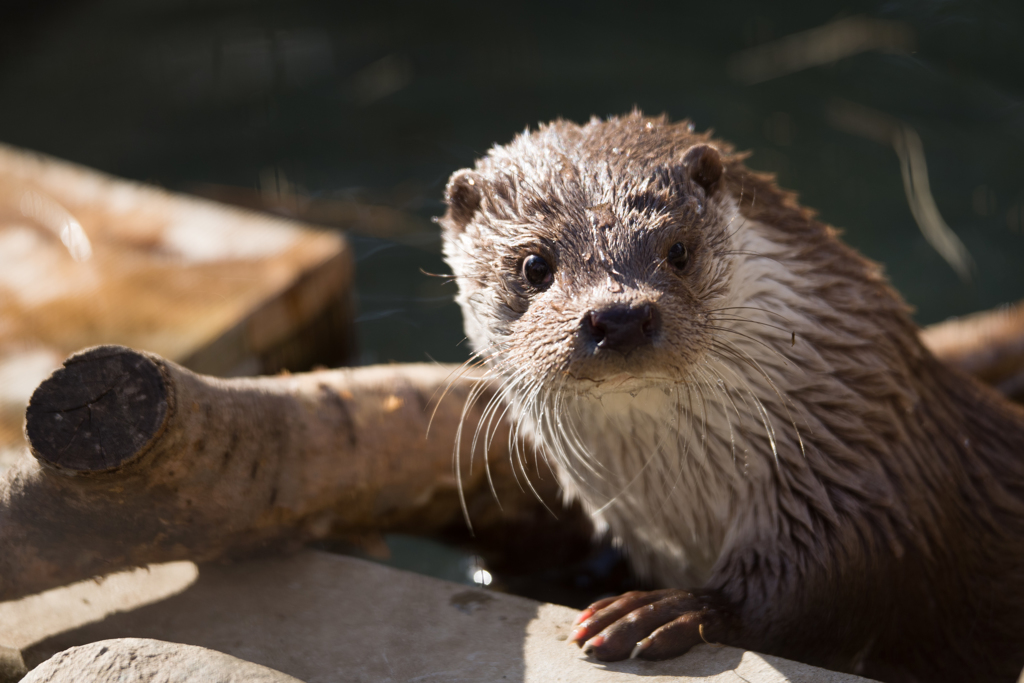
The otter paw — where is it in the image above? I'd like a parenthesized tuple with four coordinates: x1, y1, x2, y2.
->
(569, 589, 726, 662)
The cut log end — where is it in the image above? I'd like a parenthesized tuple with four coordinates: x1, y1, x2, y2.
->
(25, 345, 170, 473)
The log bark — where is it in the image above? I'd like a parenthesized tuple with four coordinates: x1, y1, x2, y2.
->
(2, 345, 564, 602)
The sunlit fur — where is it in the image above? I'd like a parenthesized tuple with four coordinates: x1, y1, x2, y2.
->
(440, 112, 1024, 682)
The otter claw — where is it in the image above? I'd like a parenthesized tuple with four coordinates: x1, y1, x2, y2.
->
(630, 637, 652, 659)
(582, 635, 605, 656)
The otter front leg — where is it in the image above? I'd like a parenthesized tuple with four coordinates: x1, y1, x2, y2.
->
(569, 589, 733, 661)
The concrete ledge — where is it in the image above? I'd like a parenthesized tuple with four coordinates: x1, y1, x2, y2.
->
(6, 550, 873, 682)
(0, 563, 198, 653)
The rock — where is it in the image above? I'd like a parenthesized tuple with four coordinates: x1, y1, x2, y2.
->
(21, 639, 302, 683)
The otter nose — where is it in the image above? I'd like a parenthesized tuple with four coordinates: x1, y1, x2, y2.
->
(585, 303, 660, 355)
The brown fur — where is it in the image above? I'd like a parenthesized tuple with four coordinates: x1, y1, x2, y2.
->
(440, 112, 1024, 682)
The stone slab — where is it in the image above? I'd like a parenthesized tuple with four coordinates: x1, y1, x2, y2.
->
(10, 550, 874, 683)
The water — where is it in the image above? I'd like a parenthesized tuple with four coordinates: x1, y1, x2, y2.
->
(2, 0, 1023, 599)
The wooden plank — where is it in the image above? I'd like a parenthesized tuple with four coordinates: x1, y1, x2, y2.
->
(0, 143, 353, 470)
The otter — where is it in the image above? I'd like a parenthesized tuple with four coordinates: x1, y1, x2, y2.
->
(438, 112, 1024, 683)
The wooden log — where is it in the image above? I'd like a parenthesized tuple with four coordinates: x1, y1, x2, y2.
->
(6, 292, 1024, 601)
(7, 293, 1024, 603)
(920, 299, 1024, 401)
(2, 345, 565, 602)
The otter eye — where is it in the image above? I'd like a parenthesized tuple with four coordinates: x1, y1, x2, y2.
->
(667, 242, 689, 271)
(522, 254, 553, 288)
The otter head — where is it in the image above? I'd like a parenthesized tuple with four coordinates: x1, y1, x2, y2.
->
(440, 115, 740, 395)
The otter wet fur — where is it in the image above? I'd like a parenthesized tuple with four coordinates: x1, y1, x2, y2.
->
(439, 112, 1024, 683)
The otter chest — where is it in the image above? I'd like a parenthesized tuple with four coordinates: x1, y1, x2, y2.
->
(540, 386, 740, 586)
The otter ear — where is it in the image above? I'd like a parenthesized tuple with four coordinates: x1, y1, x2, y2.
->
(682, 144, 723, 195)
(444, 169, 482, 232)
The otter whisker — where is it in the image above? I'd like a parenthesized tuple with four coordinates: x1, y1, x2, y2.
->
(695, 366, 739, 464)
(475, 373, 527, 508)
(716, 210, 749, 246)
(709, 315, 795, 337)
(708, 337, 806, 460)
(648, 384, 701, 516)
(708, 306, 794, 324)
(452, 374, 504, 533)
(548, 387, 613, 485)
(511, 380, 560, 517)
(718, 250, 787, 266)
(592, 401, 679, 517)
(473, 367, 521, 461)
(704, 358, 758, 435)
(707, 341, 781, 466)
(428, 351, 494, 437)
(553, 387, 622, 499)
(706, 324, 793, 367)
(694, 373, 712, 473)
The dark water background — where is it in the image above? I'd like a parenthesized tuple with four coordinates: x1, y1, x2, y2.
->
(3, 0, 1023, 595)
